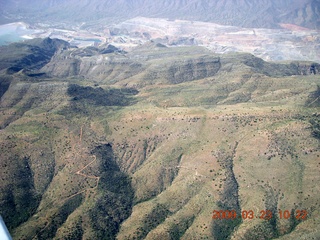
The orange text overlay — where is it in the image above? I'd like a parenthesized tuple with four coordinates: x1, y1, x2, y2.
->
(212, 209, 307, 220)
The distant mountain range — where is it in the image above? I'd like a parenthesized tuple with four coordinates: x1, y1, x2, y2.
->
(0, 0, 319, 29)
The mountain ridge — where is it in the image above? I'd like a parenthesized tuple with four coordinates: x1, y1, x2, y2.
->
(1, 0, 319, 29)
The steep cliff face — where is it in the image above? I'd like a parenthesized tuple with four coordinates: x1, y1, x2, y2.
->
(41, 45, 222, 85)
(40, 41, 320, 89)
(144, 56, 221, 84)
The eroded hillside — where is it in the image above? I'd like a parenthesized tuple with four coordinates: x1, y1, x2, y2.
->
(0, 38, 320, 240)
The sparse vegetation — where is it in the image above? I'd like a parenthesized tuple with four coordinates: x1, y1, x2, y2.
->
(89, 144, 134, 240)
(67, 84, 138, 107)
(1, 39, 320, 240)
(310, 117, 320, 140)
(35, 194, 83, 239)
(306, 85, 320, 107)
(0, 156, 40, 230)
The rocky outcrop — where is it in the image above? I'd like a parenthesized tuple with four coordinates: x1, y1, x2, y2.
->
(144, 56, 221, 84)
(41, 44, 221, 85)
